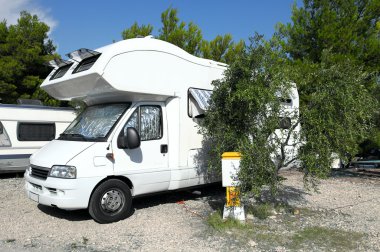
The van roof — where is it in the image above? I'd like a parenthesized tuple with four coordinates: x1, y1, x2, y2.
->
(41, 37, 227, 105)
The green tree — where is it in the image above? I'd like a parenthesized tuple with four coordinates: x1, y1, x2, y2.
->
(201, 34, 232, 62)
(201, 34, 376, 196)
(224, 39, 246, 65)
(277, 0, 380, 74)
(0, 11, 58, 105)
(278, 0, 380, 155)
(121, 7, 243, 63)
(121, 22, 153, 39)
(294, 52, 376, 187)
(158, 7, 203, 56)
(201, 35, 300, 196)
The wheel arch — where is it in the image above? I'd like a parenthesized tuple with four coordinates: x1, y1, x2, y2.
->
(88, 175, 134, 208)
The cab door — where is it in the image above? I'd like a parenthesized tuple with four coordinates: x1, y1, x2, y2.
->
(112, 103, 170, 196)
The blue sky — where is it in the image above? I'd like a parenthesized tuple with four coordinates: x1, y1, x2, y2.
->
(0, 0, 301, 56)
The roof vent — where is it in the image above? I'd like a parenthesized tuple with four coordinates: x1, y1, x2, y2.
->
(44, 58, 72, 69)
(66, 48, 100, 62)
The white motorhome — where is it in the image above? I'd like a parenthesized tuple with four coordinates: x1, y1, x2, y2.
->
(24, 37, 227, 223)
(0, 103, 75, 173)
(24, 37, 300, 223)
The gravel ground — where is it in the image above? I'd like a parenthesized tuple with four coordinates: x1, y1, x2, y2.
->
(0, 170, 379, 252)
(280, 169, 380, 251)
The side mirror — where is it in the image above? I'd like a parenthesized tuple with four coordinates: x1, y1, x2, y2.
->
(117, 127, 141, 149)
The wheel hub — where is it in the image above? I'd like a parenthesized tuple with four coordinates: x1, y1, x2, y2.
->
(101, 189, 124, 212)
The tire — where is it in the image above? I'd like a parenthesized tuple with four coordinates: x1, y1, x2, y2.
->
(89, 179, 132, 224)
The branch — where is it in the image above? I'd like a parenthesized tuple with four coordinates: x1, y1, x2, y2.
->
(284, 157, 298, 167)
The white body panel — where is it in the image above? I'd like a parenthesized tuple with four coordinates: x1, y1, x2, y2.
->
(0, 104, 75, 173)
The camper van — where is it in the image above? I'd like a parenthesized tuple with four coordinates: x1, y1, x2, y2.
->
(24, 37, 299, 223)
(0, 103, 75, 173)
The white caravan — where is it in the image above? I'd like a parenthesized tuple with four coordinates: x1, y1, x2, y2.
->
(24, 36, 300, 223)
(0, 103, 75, 173)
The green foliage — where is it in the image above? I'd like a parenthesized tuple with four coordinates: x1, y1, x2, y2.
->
(248, 203, 272, 220)
(224, 40, 246, 65)
(121, 7, 243, 64)
(201, 34, 232, 62)
(290, 226, 364, 251)
(0, 11, 59, 105)
(277, 0, 380, 74)
(201, 34, 298, 196)
(293, 52, 377, 181)
(278, 0, 380, 153)
(207, 211, 247, 230)
(202, 34, 376, 195)
(121, 22, 153, 39)
(158, 8, 203, 56)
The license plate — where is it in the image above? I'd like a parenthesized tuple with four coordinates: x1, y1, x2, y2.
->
(29, 192, 39, 203)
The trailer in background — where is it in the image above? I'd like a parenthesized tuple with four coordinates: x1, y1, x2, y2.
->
(0, 103, 75, 173)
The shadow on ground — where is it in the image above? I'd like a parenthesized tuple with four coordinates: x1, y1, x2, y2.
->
(277, 185, 310, 205)
(36, 183, 226, 222)
(37, 205, 92, 221)
(0, 172, 24, 179)
(332, 168, 380, 179)
(133, 183, 225, 210)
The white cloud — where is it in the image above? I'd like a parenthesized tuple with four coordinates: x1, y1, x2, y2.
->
(0, 0, 57, 33)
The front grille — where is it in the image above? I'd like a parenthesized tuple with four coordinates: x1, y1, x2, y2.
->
(31, 165, 50, 180)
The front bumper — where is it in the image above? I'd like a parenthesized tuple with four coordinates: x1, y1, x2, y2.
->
(24, 171, 103, 210)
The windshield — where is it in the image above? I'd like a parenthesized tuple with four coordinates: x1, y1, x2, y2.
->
(60, 103, 130, 141)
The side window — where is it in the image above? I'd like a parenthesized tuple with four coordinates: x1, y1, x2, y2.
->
(125, 109, 139, 129)
(17, 122, 56, 141)
(279, 117, 291, 129)
(0, 122, 11, 147)
(124, 106, 162, 141)
(279, 97, 292, 105)
(188, 88, 212, 118)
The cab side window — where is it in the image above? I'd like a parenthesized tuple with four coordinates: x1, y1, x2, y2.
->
(124, 106, 162, 141)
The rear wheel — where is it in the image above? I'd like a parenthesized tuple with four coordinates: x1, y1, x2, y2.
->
(89, 179, 132, 223)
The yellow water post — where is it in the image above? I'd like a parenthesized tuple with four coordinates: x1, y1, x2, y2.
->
(222, 152, 245, 222)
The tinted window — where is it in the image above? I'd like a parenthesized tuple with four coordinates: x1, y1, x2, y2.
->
(50, 63, 73, 80)
(73, 54, 101, 73)
(18, 123, 55, 141)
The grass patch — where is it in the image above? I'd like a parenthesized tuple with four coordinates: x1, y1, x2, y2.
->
(290, 226, 364, 251)
(207, 211, 247, 231)
(254, 232, 287, 245)
(248, 203, 273, 219)
(82, 236, 89, 245)
(206, 206, 365, 251)
(68, 237, 89, 250)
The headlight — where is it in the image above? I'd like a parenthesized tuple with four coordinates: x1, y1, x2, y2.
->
(49, 165, 76, 179)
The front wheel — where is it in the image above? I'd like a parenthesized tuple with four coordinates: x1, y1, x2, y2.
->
(89, 179, 132, 223)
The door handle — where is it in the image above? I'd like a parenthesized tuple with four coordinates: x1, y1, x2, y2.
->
(160, 144, 168, 153)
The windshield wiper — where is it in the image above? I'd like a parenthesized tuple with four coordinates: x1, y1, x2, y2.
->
(59, 133, 91, 141)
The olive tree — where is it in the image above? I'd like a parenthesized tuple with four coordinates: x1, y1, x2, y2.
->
(201, 35, 376, 197)
(201, 35, 300, 196)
